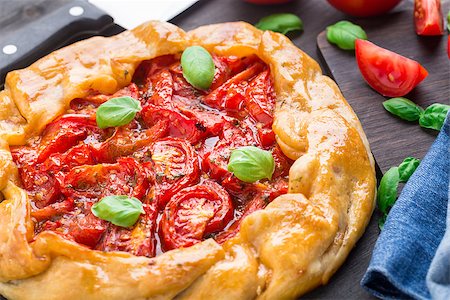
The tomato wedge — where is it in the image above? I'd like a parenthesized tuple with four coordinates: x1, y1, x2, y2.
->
(160, 180, 233, 250)
(355, 39, 428, 97)
(141, 105, 204, 144)
(414, 0, 444, 36)
(147, 138, 200, 208)
(245, 70, 276, 127)
(42, 144, 96, 174)
(97, 198, 158, 257)
(61, 157, 148, 200)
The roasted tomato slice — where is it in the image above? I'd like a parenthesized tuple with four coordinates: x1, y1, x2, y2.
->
(147, 138, 200, 208)
(147, 69, 174, 107)
(31, 198, 74, 222)
(414, 0, 444, 36)
(37, 114, 104, 163)
(10, 147, 61, 207)
(245, 70, 276, 127)
(67, 204, 109, 248)
(97, 196, 158, 257)
(41, 144, 96, 174)
(61, 157, 148, 200)
(141, 105, 204, 144)
(355, 39, 428, 97)
(203, 62, 264, 112)
(203, 120, 258, 180)
(160, 180, 234, 250)
(94, 119, 169, 163)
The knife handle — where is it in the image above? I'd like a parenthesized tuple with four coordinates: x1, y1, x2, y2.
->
(0, 0, 115, 85)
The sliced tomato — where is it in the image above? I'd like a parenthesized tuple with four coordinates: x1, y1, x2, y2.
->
(147, 138, 200, 208)
(414, 0, 444, 36)
(61, 157, 148, 200)
(67, 207, 108, 248)
(97, 197, 158, 257)
(203, 120, 258, 181)
(355, 40, 428, 97)
(147, 70, 174, 107)
(179, 108, 227, 136)
(245, 70, 275, 127)
(10, 147, 61, 207)
(31, 198, 74, 222)
(41, 144, 96, 174)
(94, 119, 169, 163)
(160, 180, 234, 250)
(203, 62, 264, 111)
(37, 114, 105, 163)
(141, 105, 204, 144)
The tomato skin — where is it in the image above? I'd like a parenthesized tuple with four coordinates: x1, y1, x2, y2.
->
(355, 39, 428, 97)
(141, 105, 204, 144)
(414, 0, 444, 36)
(61, 157, 148, 200)
(31, 198, 74, 222)
(147, 138, 200, 208)
(160, 180, 234, 250)
(245, 70, 275, 127)
(37, 114, 101, 163)
(42, 144, 95, 174)
(326, 0, 402, 17)
(68, 209, 108, 248)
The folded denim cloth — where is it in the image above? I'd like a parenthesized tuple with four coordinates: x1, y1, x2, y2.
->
(361, 115, 450, 300)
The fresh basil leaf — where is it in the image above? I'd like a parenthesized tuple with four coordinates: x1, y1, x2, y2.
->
(326, 20, 367, 50)
(378, 213, 387, 230)
(383, 97, 424, 121)
(181, 46, 215, 90)
(227, 146, 275, 183)
(377, 167, 400, 214)
(419, 103, 450, 131)
(398, 157, 420, 182)
(255, 13, 303, 35)
(96, 96, 141, 129)
(91, 195, 144, 228)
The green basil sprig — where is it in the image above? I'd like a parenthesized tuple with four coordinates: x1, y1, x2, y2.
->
(91, 195, 144, 228)
(326, 20, 367, 50)
(255, 13, 303, 35)
(419, 104, 450, 131)
(377, 157, 420, 230)
(227, 146, 275, 183)
(383, 98, 450, 131)
(96, 96, 141, 129)
(181, 46, 215, 90)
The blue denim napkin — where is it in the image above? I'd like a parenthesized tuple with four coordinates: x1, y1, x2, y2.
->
(361, 115, 450, 300)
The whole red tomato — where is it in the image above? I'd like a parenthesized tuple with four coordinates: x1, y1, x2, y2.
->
(327, 0, 403, 17)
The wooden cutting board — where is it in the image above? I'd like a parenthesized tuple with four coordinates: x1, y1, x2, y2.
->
(317, 3, 449, 174)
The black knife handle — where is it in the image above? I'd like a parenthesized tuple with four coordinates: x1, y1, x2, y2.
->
(0, 0, 115, 85)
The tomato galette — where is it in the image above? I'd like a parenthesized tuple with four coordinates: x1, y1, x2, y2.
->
(0, 21, 376, 300)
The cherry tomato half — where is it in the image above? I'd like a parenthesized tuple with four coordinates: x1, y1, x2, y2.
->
(61, 157, 148, 200)
(326, 0, 402, 17)
(148, 138, 200, 208)
(355, 39, 428, 97)
(160, 180, 234, 250)
(414, 0, 444, 36)
(245, 70, 276, 127)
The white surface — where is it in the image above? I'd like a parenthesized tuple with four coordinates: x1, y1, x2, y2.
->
(88, 0, 198, 29)
(2, 44, 17, 55)
(69, 6, 85, 16)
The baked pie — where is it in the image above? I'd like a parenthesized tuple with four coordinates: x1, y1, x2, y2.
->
(0, 21, 376, 299)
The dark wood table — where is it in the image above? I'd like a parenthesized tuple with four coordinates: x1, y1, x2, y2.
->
(1, 0, 448, 299)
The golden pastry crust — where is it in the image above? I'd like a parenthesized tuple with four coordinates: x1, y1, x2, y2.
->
(0, 21, 376, 300)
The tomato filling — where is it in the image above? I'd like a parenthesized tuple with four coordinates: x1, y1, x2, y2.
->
(11, 53, 293, 257)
